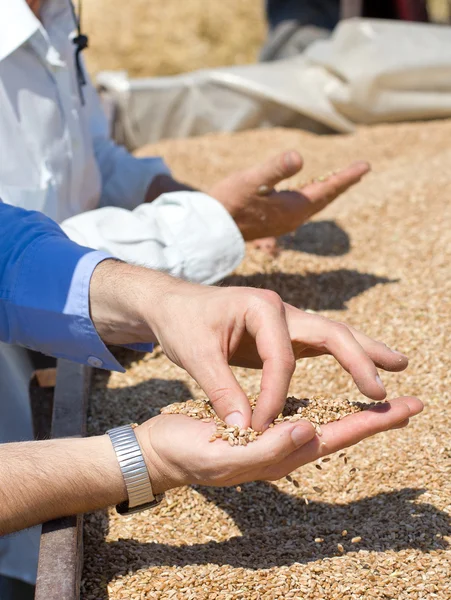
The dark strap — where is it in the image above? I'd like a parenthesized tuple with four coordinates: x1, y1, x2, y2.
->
(69, 0, 89, 104)
(394, 0, 429, 21)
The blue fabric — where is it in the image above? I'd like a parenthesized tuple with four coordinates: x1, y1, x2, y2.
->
(0, 202, 153, 371)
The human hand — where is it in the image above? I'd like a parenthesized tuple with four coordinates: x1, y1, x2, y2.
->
(140, 274, 408, 432)
(230, 302, 408, 430)
(135, 396, 423, 495)
(91, 263, 409, 431)
(209, 151, 370, 241)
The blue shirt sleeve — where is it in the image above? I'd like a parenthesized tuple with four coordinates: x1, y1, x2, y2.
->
(0, 202, 153, 371)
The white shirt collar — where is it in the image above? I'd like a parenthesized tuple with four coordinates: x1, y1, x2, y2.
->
(0, 0, 41, 62)
(0, 0, 72, 62)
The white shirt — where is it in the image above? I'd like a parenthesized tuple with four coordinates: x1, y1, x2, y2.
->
(0, 0, 171, 222)
(0, 0, 245, 283)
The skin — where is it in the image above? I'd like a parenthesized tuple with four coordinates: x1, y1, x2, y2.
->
(27, 0, 41, 18)
(208, 152, 370, 242)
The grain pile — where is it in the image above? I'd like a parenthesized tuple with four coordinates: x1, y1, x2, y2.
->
(83, 0, 265, 77)
(83, 1, 449, 78)
(82, 119, 451, 599)
(161, 395, 372, 444)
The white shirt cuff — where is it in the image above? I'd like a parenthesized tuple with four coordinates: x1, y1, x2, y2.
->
(61, 191, 246, 285)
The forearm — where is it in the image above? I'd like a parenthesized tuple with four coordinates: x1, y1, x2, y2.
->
(0, 436, 126, 535)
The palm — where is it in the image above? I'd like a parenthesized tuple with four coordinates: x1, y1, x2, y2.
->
(143, 397, 422, 493)
(210, 152, 370, 241)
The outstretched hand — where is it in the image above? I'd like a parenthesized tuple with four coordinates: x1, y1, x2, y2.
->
(209, 151, 370, 241)
(136, 397, 423, 495)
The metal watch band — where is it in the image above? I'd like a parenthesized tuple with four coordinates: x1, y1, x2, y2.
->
(107, 424, 162, 514)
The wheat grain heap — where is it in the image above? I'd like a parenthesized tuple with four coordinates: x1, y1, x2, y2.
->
(83, 0, 265, 77)
(82, 119, 451, 600)
(161, 395, 372, 444)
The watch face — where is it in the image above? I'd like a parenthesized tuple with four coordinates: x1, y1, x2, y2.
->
(116, 495, 164, 515)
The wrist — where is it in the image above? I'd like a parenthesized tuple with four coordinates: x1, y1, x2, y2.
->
(89, 259, 159, 345)
(145, 174, 196, 203)
(134, 418, 179, 495)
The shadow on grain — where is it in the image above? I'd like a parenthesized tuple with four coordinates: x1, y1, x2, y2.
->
(87, 376, 193, 432)
(81, 486, 450, 598)
(279, 220, 351, 256)
(223, 269, 396, 311)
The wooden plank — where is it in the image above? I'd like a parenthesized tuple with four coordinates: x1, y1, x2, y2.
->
(35, 516, 83, 600)
(35, 360, 92, 600)
(29, 380, 54, 441)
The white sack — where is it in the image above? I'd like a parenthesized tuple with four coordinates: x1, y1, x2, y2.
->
(97, 19, 451, 150)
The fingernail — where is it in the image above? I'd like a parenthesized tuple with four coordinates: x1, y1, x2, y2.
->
(283, 151, 301, 171)
(375, 375, 386, 393)
(353, 160, 371, 172)
(291, 425, 308, 447)
(225, 412, 246, 428)
(392, 350, 408, 360)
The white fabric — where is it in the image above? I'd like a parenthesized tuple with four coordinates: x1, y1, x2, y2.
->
(0, 0, 245, 282)
(0, 0, 169, 222)
(62, 192, 245, 285)
(98, 19, 451, 148)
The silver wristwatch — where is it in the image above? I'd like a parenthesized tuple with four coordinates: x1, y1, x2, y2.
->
(107, 424, 163, 514)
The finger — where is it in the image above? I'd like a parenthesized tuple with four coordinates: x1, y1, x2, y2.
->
(223, 420, 316, 473)
(390, 418, 410, 430)
(273, 308, 382, 398)
(300, 161, 370, 209)
(244, 150, 304, 191)
(321, 321, 390, 400)
(186, 344, 252, 429)
(250, 237, 280, 257)
(282, 305, 409, 374)
(263, 397, 423, 479)
(244, 293, 296, 432)
(345, 325, 408, 372)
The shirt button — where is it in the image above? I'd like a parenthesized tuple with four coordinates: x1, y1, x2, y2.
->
(88, 356, 103, 368)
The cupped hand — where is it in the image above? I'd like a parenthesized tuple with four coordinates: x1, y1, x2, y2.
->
(209, 151, 370, 241)
(136, 397, 423, 495)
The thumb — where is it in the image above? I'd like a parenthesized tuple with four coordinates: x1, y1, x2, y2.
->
(187, 347, 252, 429)
(246, 150, 303, 191)
(229, 420, 317, 472)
